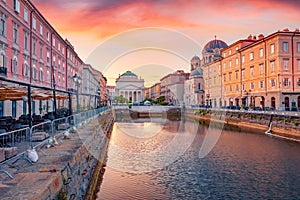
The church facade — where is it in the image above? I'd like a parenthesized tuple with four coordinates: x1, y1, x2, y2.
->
(115, 71, 144, 102)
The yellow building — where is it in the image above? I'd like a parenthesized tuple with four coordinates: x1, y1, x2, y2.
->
(203, 29, 300, 111)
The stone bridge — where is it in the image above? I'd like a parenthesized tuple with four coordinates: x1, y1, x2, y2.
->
(112, 105, 182, 120)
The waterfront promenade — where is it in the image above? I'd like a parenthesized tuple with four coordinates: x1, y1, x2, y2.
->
(0, 109, 113, 199)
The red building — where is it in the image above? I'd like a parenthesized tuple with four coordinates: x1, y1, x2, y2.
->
(0, 0, 86, 118)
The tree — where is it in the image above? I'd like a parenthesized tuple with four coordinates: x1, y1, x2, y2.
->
(157, 96, 165, 103)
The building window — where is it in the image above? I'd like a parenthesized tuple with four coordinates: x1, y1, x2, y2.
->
(13, 25, 18, 44)
(46, 50, 50, 63)
(52, 55, 56, 66)
(33, 40, 36, 55)
(270, 60, 275, 73)
(283, 42, 289, 52)
(40, 44, 43, 59)
(33, 67, 38, 80)
(283, 58, 289, 71)
(271, 79, 276, 88)
(297, 78, 300, 87)
(229, 50, 232, 55)
(13, 0, 20, 13)
(235, 58, 239, 66)
(32, 101, 35, 114)
(228, 60, 232, 68)
(40, 24, 43, 35)
(298, 59, 300, 72)
(229, 85, 232, 92)
(270, 44, 275, 54)
(259, 81, 264, 88)
(251, 82, 254, 90)
(223, 62, 226, 70)
(235, 71, 239, 79)
(242, 84, 245, 91)
(0, 54, 8, 68)
(53, 37, 56, 47)
(242, 55, 245, 63)
(23, 63, 29, 77)
(12, 101, 16, 118)
(236, 85, 239, 91)
(242, 69, 245, 78)
(58, 42, 60, 51)
(223, 74, 226, 82)
(229, 72, 232, 80)
(0, 19, 5, 36)
(46, 31, 50, 41)
(250, 52, 254, 60)
(46, 69, 50, 83)
(24, 8, 28, 22)
(283, 78, 290, 87)
(12, 58, 18, 74)
(259, 64, 264, 75)
(223, 52, 226, 57)
(33, 17, 36, 29)
(259, 48, 263, 57)
(250, 66, 254, 77)
(297, 42, 300, 53)
(0, 101, 3, 117)
(24, 31, 28, 50)
(40, 68, 44, 82)
(23, 100, 27, 115)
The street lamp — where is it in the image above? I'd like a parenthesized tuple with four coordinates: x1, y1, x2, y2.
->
(52, 65, 57, 116)
(96, 88, 101, 108)
(73, 74, 81, 113)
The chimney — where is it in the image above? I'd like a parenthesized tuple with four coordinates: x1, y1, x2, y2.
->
(253, 35, 257, 40)
(283, 28, 289, 32)
(295, 28, 299, 32)
(247, 34, 253, 40)
(258, 34, 264, 40)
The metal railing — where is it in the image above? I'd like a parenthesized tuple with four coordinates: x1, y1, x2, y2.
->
(189, 107, 300, 117)
(0, 107, 110, 179)
(0, 127, 31, 179)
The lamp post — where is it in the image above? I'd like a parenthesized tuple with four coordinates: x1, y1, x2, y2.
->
(96, 88, 101, 108)
(52, 65, 57, 116)
(73, 74, 81, 113)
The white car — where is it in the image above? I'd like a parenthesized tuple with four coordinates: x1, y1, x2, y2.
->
(144, 101, 151, 106)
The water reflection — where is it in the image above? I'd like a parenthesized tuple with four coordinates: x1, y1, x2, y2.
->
(97, 118, 300, 200)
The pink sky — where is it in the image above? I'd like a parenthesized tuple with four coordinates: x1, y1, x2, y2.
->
(32, 0, 300, 85)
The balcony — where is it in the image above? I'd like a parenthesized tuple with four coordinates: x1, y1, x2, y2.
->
(0, 67, 7, 76)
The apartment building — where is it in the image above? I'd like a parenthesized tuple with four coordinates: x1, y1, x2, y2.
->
(0, 0, 104, 118)
(203, 29, 300, 110)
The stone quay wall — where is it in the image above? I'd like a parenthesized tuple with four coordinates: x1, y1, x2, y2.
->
(184, 109, 300, 142)
(0, 111, 114, 200)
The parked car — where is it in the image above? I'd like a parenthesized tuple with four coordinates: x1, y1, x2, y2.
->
(132, 102, 139, 106)
(144, 101, 151, 106)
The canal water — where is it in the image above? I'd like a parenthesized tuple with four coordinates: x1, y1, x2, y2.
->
(96, 118, 300, 200)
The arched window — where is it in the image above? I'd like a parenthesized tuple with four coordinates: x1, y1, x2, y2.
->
(23, 62, 29, 77)
(284, 97, 290, 111)
(12, 57, 18, 74)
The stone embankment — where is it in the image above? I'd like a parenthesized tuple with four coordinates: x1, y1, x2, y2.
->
(185, 109, 300, 142)
(0, 111, 114, 200)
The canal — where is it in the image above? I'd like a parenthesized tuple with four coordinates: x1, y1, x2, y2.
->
(96, 118, 300, 199)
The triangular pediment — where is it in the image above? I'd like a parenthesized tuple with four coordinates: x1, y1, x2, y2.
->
(118, 84, 143, 90)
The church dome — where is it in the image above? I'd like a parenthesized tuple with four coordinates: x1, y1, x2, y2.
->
(121, 71, 137, 77)
(190, 67, 203, 77)
(191, 55, 200, 61)
(203, 39, 228, 53)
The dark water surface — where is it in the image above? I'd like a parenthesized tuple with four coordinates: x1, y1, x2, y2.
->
(96, 118, 300, 200)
